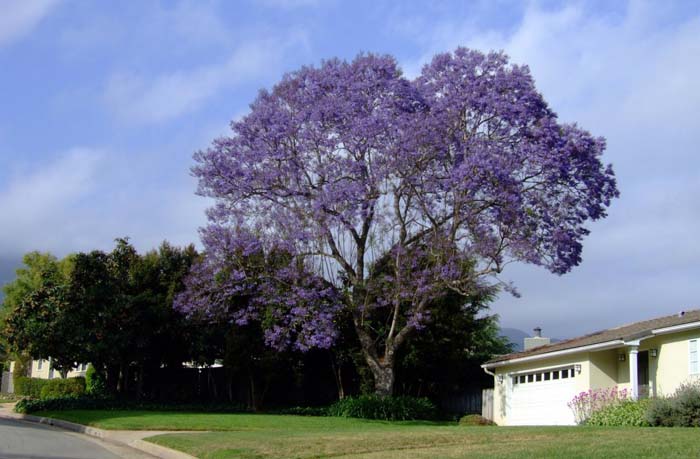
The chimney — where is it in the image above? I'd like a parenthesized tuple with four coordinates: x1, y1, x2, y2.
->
(524, 327, 551, 351)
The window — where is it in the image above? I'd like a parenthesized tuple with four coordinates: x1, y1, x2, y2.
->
(690, 339, 699, 375)
(37, 359, 43, 370)
(81, 364, 88, 371)
(511, 367, 575, 386)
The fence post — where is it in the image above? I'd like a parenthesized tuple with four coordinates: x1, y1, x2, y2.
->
(482, 388, 494, 420)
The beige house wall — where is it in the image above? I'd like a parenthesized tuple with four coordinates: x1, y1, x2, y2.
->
(647, 330, 700, 396)
(588, 349, 618, 390)
(14, 359, 87, 380)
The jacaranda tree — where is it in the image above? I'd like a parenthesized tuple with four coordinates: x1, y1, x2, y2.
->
(179, 48, 619, 396)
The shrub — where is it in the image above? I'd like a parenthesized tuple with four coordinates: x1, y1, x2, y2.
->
(647, 381, 700, 427)
(671, 381, 700, 427)
(40, 377, 85, 400)
(568, 386, 629, 424)
(586, 399, 650, 426)
(327, 395, 436, 421)
(14, 396, 248, 414)
(275, 406, 329, 416)
(458, 414, 495, 426)
(14, 377, 48, 398)
(85, 365, 107, 396)
(646, 397, 677, 427)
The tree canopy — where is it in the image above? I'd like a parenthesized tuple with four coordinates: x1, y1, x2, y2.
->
(180, 47, 619, 395)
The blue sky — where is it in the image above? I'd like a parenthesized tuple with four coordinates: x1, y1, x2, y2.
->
(1, 0, 699, 339)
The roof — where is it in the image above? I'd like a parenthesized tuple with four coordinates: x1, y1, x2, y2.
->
(486, 309, 700, 366)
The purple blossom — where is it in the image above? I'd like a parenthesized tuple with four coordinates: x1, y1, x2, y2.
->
(180, 48, 618, 392)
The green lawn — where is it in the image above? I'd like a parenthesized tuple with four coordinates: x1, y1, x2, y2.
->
(35, 410, 700, 459)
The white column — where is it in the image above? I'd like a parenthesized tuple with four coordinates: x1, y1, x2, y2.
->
(628, 346, 639, 399)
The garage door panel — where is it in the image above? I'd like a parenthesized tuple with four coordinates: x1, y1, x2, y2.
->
(505, 368, 578, 426)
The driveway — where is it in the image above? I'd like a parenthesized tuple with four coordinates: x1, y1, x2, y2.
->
(0, 417, 154, 459)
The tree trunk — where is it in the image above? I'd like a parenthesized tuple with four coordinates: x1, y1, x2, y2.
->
(354, 323, 398, 397)
(372, 363, 395, 397)
(329, 351, 345, 400)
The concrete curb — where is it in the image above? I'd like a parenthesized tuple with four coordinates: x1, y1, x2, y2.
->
(0, 409, 198, 459)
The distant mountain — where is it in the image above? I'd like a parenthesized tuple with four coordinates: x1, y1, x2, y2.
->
(499, 327, 565, 353)
(500, 328, 529, 352)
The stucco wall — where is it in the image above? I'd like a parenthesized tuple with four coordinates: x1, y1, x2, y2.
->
(588, 349, 618, 390)
(648, 330, 700, 396)
(29, 360, 87, 379)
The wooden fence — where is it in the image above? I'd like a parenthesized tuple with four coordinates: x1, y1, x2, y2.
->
(482, 388, 494, 420)
(1, 371, 12, 394)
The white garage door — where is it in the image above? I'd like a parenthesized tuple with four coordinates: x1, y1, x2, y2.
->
(505, 366, 578, 426)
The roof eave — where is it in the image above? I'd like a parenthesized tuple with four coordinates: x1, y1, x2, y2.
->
(481, 339, 626, 369)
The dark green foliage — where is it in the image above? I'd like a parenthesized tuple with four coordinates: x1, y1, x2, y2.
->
(394, 289, 510, 412)
(11, 355, 30, 388)
(14, 377, 48, 398)
(327, 395, 436, 420)
(274, 406, 329, 416)
(647, 381, 700, 427)
(586, 399, 650, 426)
(458, 414, 495, 426)
(85, 364, 107, 396)
(40, 377, 86, 400)
(14, 396, 247, 414)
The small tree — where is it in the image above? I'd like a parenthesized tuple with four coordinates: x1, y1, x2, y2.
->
(181, 48, 619, 396)
(4, 274, 84, 377)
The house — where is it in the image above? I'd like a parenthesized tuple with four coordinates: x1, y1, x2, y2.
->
(482, 309, 700, 426)
(3, 359, 88, 392)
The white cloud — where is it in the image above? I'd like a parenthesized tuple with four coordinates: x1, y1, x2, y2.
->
(0, 148, 102, 254)
(0, 0, 60, 47)
(104, 35, 306, 124)
(0, 146, 208, 258)
(391, 1, 700, 337)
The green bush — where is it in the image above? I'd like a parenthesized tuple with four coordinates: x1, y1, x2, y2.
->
(39, 377, 85, 400)
(646, 397, 677, 427)
(672, 381, 700, 427)
(586, 399, 650, 426)
(458, 414, 495, 426)
(647, 381, 700, 427)
(85, 364, 107, 396)
(14, 396, 248, 414)
(327, 395, 436, 421)
(14, 377, 48, 398)
(275, 406, 329, 416)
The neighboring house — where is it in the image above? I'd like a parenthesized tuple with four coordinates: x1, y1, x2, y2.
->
(9, 359, 88, 380)
(482, 309, 700, 426)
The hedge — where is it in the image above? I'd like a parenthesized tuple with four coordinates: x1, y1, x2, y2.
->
(14, 377, 49, 398)
(40, 377, 86, 400)
(14, 396, 247, 414)
(327, 395, 437, 421)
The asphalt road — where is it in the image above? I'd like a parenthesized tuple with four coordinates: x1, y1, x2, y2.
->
(0, 417, 134, 459)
